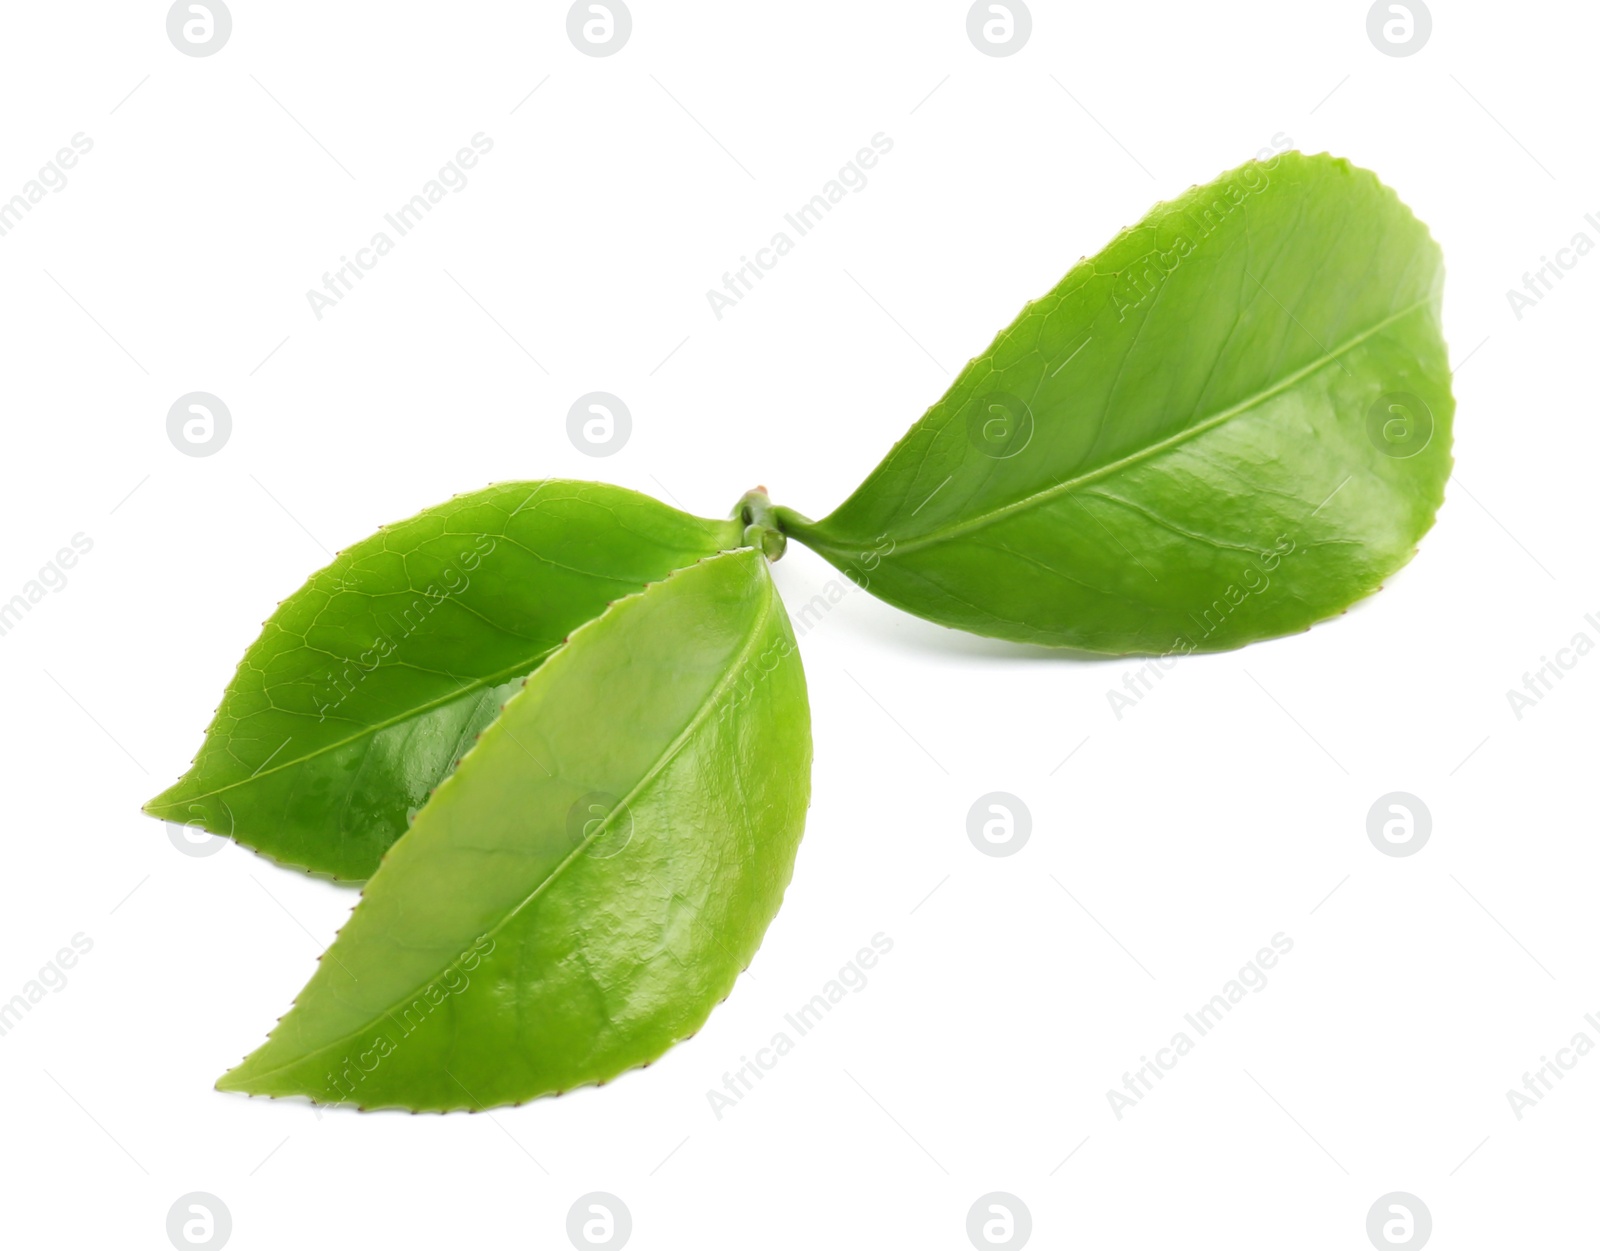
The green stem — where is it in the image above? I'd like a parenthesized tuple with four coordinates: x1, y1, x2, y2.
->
(770, 505, 817, 541)
(733, 488, 788, 562)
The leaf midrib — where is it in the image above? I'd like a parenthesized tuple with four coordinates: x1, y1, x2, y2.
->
(153, 650, 560, 809)
(233, 565, 777, 1087)
(862, 296, 1432, 558)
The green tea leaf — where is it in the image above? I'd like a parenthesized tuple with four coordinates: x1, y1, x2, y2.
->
(216, 547, 810, 1111)
(781, 152, 1453, 654)
(145, 481, 742, 881)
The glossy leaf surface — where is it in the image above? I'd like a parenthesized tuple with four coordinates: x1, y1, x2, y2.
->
(783, 153, 1453, 654)
(217, 548, 811, 1111)
(146, 481, 742, 880)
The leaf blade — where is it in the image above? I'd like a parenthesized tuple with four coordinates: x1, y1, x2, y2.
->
(788, 152, 1453, 654)
(145, 481, 742, 880)
(217, 547, 811, 1111)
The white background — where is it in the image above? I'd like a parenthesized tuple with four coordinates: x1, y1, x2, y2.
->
(0, 1, 1593, 1247)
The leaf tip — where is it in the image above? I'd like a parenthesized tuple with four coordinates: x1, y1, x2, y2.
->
(214, 1065, 253, 1094)
(140, 783, 185, 821)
